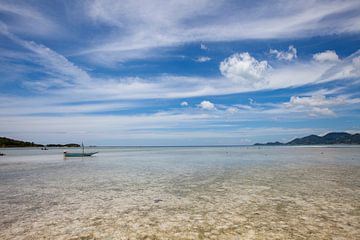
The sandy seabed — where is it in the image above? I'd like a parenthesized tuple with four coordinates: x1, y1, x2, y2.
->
(0, 146, 359, 239)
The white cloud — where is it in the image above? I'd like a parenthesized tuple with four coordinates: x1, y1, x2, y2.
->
(198, 100, 216, 110)
(309, 107, 335, 117)
(76, 0, 360, 63)
(200, 43, 208, 50)
(313, 50, 340, 62)
(2, 21, 360, 105)
(0, 96, 137, 116)
(0, 2, 60, 36)
(353, 56, 360, 67)
(1, 0, 359, 65)
(2, 48, 359, 103)
(219, 52, 270, 85)
(195, 56, 211, 62)
(180, 101, 188, 107)
(226, 107, 238, 114)
(289, 95, 329, 107)
(0, 110, 332, 145)
(284, 94, 351, 116)
(1, 1, 360, 146)
(1, 92, 359, 145)
(318, 50, 360, 82)
(0, 26, 90, 89)
(2, 37, 359, 102)
(269, 45, 297, 61)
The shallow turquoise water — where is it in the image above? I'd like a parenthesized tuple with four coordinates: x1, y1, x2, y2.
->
(0, 146, 359, 239)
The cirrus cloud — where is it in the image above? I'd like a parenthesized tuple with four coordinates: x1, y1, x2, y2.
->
(195, 56, 211, 62)
(79, 0, 360, 64)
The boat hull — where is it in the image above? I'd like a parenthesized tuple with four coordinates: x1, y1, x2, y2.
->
(64, 152, 98, 157)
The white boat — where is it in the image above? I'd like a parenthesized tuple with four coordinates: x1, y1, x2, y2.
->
(63, 143, 98, 157)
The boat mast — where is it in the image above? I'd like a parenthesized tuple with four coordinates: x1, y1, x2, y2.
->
(82, 142, 84, 155)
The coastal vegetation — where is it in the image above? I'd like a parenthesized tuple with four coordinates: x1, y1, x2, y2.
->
(0, 137, 80, 148)
(46, 144, 80, 147)
(0, 137, 43, 148)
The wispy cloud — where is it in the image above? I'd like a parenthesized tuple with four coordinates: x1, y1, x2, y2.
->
(195, 56, 211, 62)
(75, 0, 360, 63)
(0, 23, 90, 90)
(0, 1, 359, 145)
(318, 50, 360, 82)
(2, 30, 359, 102)
(0, 1, 60, 36)
(0, 111, 333, 145)
(270, 45, 297, 61)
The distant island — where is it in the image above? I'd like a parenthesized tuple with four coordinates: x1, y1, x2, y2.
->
(46, 143, 81, 147)
(254, 132, 360, 146)
(0, 137, 80, 148)
(0, 137, 43, 148)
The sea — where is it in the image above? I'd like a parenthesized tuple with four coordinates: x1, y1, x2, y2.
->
(0, 146, 359, 239)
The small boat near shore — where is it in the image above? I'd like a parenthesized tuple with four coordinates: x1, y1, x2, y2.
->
(64, 152, 98, 157)
(63, 143, 98, 157)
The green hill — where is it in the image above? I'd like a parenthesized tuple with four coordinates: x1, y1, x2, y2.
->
(0, 137, 44, 147)
(287, 132, 360, 145)
(0, 137, 81, 148)
(255, 132, 360, 146)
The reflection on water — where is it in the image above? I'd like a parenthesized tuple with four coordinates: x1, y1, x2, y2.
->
(0, 146, 359, 239)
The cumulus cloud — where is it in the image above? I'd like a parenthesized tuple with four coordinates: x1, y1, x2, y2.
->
(313, 50, 340, 62)
(289, 95, 330, 107)
(284, 94, 348, 116)
(269, 45, 297, 61)
(198, 100, 216, 110)
(195, 56, 211, 62)
(180, 101, 188, 106)
(226, 107, 238, 114)
(219, 52, 270, 85)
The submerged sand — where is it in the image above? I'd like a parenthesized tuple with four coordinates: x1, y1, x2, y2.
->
(0, 146, 359, 239)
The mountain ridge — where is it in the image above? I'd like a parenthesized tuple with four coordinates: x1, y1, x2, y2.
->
(254, 132, 360, 146)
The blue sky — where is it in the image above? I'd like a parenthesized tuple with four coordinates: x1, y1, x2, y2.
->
(0, 0, 359, 145)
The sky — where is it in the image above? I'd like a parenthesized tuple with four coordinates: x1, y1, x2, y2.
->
(0, 0, 360, 146)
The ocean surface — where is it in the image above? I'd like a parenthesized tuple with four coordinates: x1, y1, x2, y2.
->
(0, 146, 359, 239)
